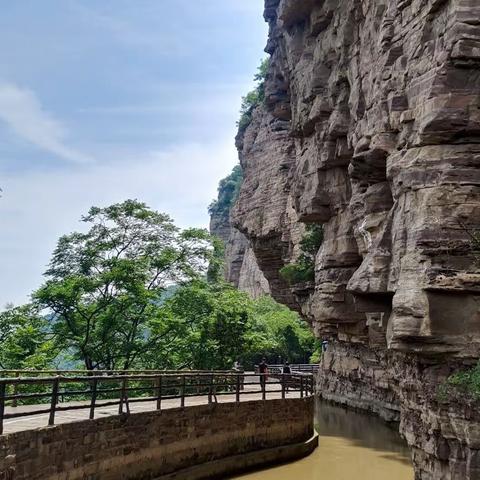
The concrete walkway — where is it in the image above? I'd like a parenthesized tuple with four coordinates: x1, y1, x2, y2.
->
(2, 380, 301, 435)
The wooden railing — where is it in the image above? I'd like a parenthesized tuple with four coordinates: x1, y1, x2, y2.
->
(255, 364, 320, 375)
(0, 371, 315, 434)
(2, 369, 234, 409)
(0, 369, 235, 377)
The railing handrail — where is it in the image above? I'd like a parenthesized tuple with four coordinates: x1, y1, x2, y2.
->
(254, 364, 319, 374)
(0, 370, 315, 435)
(0, 369, 235, 375)
(0, 373, 245, 383)
(254, 363, 319, 367)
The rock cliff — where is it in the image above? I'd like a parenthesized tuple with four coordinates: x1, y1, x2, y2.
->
(232, 0, 480, 478)
(209, 171, 270, 298)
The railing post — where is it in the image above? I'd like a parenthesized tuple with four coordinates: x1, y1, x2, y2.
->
(49, 377, 60, 426)
(12, 372, 19, 408)
(125, 377, 130, 414)
(181, 375, 186, 408)
(209, 374, 212, 404)
(89, 378, 98, 420)
(300, 376, 304, 398)
(118, 378, 123, 414)
(119, 377, 130, 415)
(0, 381, 6, 435)
(156, 376, 162, 411)
(208, 373, 214, 404)
(236, 374, 240, 403)
(262, 374, 266, 401)
(281, 374, 285, 399)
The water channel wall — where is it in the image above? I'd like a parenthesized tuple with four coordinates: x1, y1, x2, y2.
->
(0, 397, 315, 480)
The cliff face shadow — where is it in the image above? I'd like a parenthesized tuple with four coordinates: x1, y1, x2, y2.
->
(315, 399, 412, 466)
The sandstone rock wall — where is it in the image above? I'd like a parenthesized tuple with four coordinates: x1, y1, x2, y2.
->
(210, 206, 270, 298)
(234, 0, 480, 355)
(233, 1, 480, 478)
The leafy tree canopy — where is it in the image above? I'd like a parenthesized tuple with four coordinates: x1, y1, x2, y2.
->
(0, 304, 57, 370)
(246, 295, 317, 366)
(1, 199, 317, 373)
(156, 282, 316, 370)
(153, 280, 252, 370)
(34, 200, 212, 370)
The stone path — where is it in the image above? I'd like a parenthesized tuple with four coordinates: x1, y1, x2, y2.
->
(2, 379, 301, 435)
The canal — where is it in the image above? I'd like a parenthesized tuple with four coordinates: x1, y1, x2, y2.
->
(232, 400, 414, 480)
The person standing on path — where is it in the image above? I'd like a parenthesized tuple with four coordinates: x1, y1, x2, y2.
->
(283, 361, 291, 393)
(259, 358, 268, 392)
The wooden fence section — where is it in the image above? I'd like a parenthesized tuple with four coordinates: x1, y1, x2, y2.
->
(2, 369, 234, 409)
(0, 371, 315, 435)
(263, 364, 319, 375)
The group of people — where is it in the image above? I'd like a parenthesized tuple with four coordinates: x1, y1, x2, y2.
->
(232, 358, 292, 385)
(257, 358, 292, 391)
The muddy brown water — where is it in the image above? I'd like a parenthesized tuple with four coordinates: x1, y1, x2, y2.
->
(232, 400, 414, 480)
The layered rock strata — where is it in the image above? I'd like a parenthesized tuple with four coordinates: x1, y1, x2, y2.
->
(232, 0, 480, 478)
(319, 341, 480, 479)
(210, 205, 269, 298)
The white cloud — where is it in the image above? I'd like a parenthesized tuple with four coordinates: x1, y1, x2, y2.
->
(0, 83, 91, 164)
(0, 139, 238, 307)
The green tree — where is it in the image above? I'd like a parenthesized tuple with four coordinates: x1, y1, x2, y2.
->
(0, 305, 56, 369)
(247, 296, 315, 365)
(206, 236, 226, 284)
(156, 281, 253, 370)
(34, 200, 212, 371)
(157, 282, 317, 370)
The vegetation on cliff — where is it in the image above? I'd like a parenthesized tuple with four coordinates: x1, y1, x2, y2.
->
(1, 200, 316, 371)
(441, 362, 480, 401)
(237, 58, 269, 131)
(280, 224, 324, 285)
(208, 164, 243, 219)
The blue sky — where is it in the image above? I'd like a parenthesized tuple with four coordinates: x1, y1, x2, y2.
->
(0, 0, 267, 306)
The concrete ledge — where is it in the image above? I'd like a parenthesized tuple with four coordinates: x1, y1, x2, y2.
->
(157, 431, 319, 480)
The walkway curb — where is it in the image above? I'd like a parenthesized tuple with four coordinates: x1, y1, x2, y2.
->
(156, 431, 319, 480)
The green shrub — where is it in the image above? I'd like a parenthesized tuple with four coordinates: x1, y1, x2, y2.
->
(237, 58, 269, 131)
(444, 362, 480, 400)
(279, 263, 314, 285)
(309, 342, 323, 364)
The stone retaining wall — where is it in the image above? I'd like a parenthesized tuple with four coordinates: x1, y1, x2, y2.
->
(0, 397, 314, 480)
